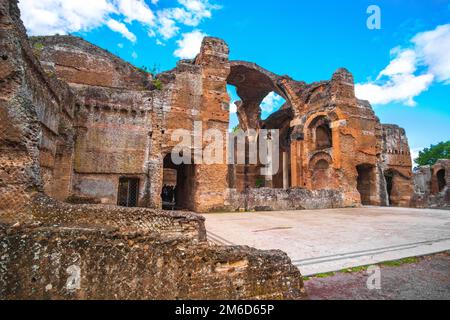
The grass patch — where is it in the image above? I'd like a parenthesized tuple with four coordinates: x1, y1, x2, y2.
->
(341, 265, 369, 273)
(380, 256, 418, 267)
(313, 272, 336, 278)
(305, 256, 421, 280)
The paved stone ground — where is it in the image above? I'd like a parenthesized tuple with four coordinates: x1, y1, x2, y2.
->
(305, 252, 450, 300)
(203, 207, 450, 275)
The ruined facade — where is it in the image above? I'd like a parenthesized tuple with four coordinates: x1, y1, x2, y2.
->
(412, 159, 450, 209)
(6, 26, 415, 213)
(3, 0, 444, 301)
(0, 0, 307, 300)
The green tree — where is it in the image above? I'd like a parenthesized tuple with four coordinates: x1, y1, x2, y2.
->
(415, 141, 450, 166)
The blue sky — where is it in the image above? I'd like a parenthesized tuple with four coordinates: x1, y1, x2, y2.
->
(19, 0, 450, 160)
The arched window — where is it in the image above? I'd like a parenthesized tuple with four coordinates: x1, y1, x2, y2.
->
(310, 116, 333, 151)
(437, 169, 446, 192)
(316, 124, 332, 150)
(315, 159, 330, 170)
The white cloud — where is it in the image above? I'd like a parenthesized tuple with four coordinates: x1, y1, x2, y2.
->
(356, 24, 450, 106)
(377, 48, 417, 79)
(260, 92, 284, 113)
(114, 0, 155, 25)
(106, 19, 137, 43)
(174, 30, 207, 59)
(131, 51, 138, 59)
(18, 0, 115, 35)
(356, 73, 434, 107)
(229, 102, 237, 114)
(156, 11, 180, 39)
(412, 24, 450, 83)
(18, 0, 220, 43)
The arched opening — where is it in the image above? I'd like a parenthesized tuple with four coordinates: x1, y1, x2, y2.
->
(316, 124, 332, 150)
(437, 169, 446, 193)
(227, 61, 292, 191)
(308, 116, 332, 151)
(162, 154, 195, 210)
(357, 164, 375, 205)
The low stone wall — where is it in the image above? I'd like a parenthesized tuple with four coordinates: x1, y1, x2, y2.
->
(0, 195, 307, 300)
(225, 188, 345, 211)
(0, 225, 305, 300)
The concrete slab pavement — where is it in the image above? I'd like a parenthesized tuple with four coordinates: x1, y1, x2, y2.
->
(202, 207, 450, 276)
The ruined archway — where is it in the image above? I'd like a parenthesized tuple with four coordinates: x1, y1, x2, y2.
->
(227, 61, 293, 130)
(227, 61, 295, 191)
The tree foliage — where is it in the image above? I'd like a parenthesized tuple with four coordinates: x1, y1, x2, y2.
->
(415, 141, 450, 166)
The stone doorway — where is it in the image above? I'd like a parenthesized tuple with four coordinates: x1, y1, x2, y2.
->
(117, 177, 140, 207)
(162, 154, 195, 211)
(437, 169, 446, 193)
(356, 164, 375, 205)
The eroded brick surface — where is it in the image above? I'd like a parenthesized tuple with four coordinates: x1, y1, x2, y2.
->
(0, 0, 308, 300)
(1, 0, 446, 301)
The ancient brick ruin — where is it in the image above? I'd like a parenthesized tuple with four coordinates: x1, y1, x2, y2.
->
(1, 0, 448, 301)
(0, 0, 307, 300)
(412, 160, 450, 209)
(2, 15, 418, 213)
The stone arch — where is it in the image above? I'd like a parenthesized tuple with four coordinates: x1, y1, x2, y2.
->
(227, 61, 296, 191)
(306, 115, 333, 151)
(227, 61, 295, 130)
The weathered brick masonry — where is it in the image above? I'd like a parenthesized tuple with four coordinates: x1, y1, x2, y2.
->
(0, 0, 307, 300)
(3, 0, 445, 301)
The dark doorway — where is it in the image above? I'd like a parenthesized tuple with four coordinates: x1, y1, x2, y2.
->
(356, 164, 374, 205)
(162, 154, 195, 210)
(437, 169, 446, 192)
(384, 171, 394, 206)
(117, 177, 139, 207)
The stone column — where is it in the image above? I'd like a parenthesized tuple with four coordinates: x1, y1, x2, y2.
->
(283, 152, 289, 189)
(265, 139, 273, 188)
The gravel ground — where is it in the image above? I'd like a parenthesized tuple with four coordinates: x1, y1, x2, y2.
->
(304, 252, 450, 300)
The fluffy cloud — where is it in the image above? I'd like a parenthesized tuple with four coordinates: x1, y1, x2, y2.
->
(106, 19, 137, 43)
(18, 0, 220, 42)
(174, 30, 207, 59)
(412, 24, 450, 83)
(229, 102, 238, 114)
(18, 0, 115, 35)
(356, 24, 450, 106)
(115, 0, 155, 25)
(261, 92, 285, 113)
